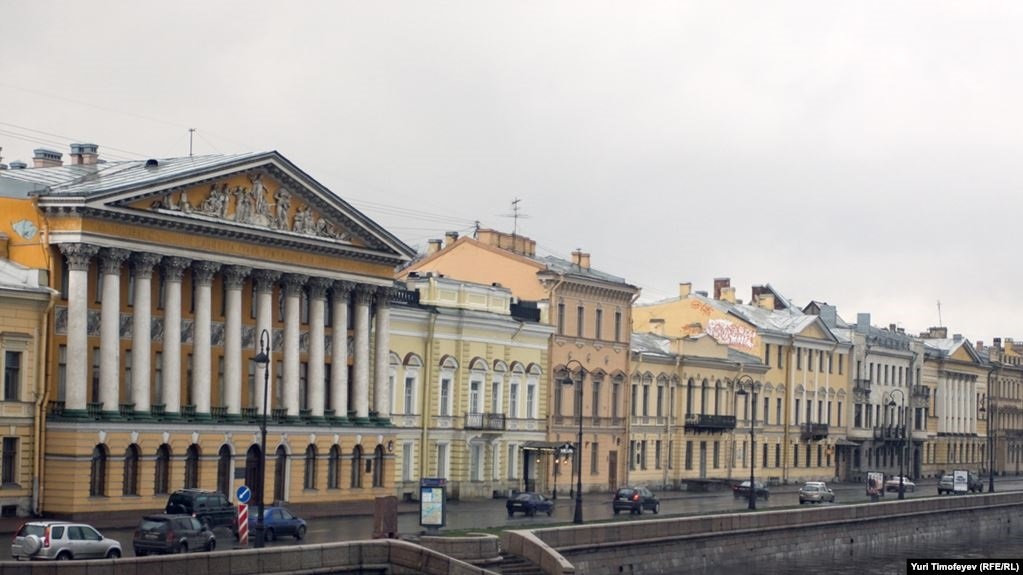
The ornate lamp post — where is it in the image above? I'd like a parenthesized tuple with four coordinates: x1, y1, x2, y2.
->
(886, 389, 907, 500)
(252, 329, 271, 547)
(734, 374, 759, 511)
(558, 360, 587, 524)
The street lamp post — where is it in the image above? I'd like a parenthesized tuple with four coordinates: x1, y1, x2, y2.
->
(252, 329, 271, 548)
(985, 391, 995, 493)
(558, 360, 586, 525)
(886, 389, 907, 500)
(734, 375, 758, 511)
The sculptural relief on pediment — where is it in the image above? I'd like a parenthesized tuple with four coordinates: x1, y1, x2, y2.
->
(146, 172, 354, 243)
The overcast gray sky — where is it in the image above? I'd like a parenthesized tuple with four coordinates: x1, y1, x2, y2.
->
(2, 1, 1020, 342)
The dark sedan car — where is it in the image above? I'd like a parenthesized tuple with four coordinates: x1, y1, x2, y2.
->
(248, 506, 307, 541)
(506, 492, 554, 517)
(612, 486, 660, 515)
(733, 480, 770, 499)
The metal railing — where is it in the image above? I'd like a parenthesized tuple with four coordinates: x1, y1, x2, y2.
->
(464, 412, 507, 430)
(683, 413, 737, 431)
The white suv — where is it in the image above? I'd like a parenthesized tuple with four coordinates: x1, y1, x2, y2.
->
(10, 521, 122, 560)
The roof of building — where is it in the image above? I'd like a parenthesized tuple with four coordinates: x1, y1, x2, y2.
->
(536, 254, 628, 285)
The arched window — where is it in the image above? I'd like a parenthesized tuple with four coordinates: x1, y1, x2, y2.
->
(185, 444, 200, 489)
(90, 444, 108, 497)
(273, 445, 288, 503)
(122, 444, 139, 496)
(350, 445, 363, 488)
(245, 445, 263, 505)
(304, 445, 317, 490)
(373, 445, 385, 487)
(328, 444, 341, 489)
(154, 444, 171, 495)
(217, 445, 232, 498)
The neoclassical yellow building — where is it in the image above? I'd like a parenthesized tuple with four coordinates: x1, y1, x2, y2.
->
(0, 145, 414, 517)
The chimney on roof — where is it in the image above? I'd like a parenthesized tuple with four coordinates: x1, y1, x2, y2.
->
(713, 277, 731, 300)
(994, 337, 1002, 349)
(818, 304, 838, 328)
(756, 293, 775, 310)
(856, 313, 870, 335)
(427, 239, 442, 255)
(695, 290, 708, 297)
(32, 148, 62, 168)
(69, 143, 99, 166)
(679, 282, 692, 298)
(9, 161, 26, 170)
(719, 286, 736, 303)
(953, 333, 963, 342)
(920, 326, 948, 339)
(444, 231, 458, 247)
(571, 250, 591, 269)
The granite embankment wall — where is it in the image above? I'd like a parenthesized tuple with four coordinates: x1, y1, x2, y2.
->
(0, 538, 498, 575)
(503, 492, 1023, 575)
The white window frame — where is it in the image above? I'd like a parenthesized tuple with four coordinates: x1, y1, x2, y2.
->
(437, 442, 450, 478)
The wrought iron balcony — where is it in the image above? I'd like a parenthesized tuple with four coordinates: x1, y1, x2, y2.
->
(801, 422, 830, 440)
(464, 412, 506, 431)
(853, 378, 872, 395)
(873, 425, 906, 442)
(912, 384, 930, 399)
(684, 413, 737, 431)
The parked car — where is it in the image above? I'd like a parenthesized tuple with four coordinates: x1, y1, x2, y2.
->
(506, 492, 554, 517)
(249, 506, 307, 541)
(733, 480, 770, 500)
(798, 481, 836, 504)
(938, 473, 984, 495)
(133, 514, 216, 555)
(10, 521, 121, 560)
(165, 489, 237, 534)
(884, 476, 916, 493)
(612, 486, 660, 515)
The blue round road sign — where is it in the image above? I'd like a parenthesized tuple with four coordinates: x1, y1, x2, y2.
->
(237, 485, 251, 504)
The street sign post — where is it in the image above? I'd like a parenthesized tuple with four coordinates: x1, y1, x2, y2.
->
(237, 485, 252, 504)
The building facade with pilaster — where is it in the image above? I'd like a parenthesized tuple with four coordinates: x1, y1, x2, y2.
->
(0, 146, 414, 517)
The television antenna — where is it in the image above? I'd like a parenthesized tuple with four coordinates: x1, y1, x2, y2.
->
(500, 198, 529, 235)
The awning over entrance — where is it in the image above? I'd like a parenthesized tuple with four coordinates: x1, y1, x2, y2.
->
(834, 439, 859, 446)
(521, 441, 571, 452)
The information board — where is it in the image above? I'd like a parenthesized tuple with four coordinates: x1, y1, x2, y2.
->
(419, 477, 447, 529)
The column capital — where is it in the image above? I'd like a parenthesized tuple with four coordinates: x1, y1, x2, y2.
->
(192, 260, 222, 286)
(354, 285, 376, 305)
(374, 286, 399, 306)
(99, 248, 130, 274)
(162, 256, 192, 281)
(252, 269, 281, 293)
(223, 265, 251, 289)
(281, 273, 309, 296)
(59, 243, 100, 271)
(332, 280, 356, 300)
(307, 277, 333, 300)
(131, 252, 163, 279)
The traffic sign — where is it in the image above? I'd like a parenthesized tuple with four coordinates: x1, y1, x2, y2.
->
(237, 485, 251, 504)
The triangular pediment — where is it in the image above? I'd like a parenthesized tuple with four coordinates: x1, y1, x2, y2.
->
(79, 152, 414, 263)
(949, 343, 980, 364)
(797, 321, 832, 341)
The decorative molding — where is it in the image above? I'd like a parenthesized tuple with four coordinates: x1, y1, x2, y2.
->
(162, 256, 191, 281)
(191, 261, 222, 286)
(307, 277, 332, 300)
(99, 248, 130, 274)
(252, 269, 281, 293)
(223, 265, 251, 290)
(281, 273, 308, 296)
(60, 243, 99, 271)
(131, 252, 163, 279)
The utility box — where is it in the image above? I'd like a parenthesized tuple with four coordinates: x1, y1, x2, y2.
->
(372, 495, 399, 539)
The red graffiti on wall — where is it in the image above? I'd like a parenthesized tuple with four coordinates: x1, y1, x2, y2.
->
(706, 319, 756, 350)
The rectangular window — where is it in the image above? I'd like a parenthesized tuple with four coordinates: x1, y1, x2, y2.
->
(807, 350, 813, 372)
(57, 345, 67, 401)
(470, 444, 483, 482)
(656, 386, 664, 417)
(684, 440, 693, 470)
(764, 343, 770, 367)
(300, 290, 309, 324)
(436, 443, 448, 478)
(440, 378, 451, 416)
(3, 351, 21, 401)
(614, 311, 622, 342)
(509, 383, 519, 418)
(795, 399, 801, 425)
(124, 350, 133, 404)
(612, 383, 620, 419)
(158, 270, 166, 309)
(762, 443, 768, 468)
(819, 351, 824, 372)
(186, 354, 194, 406)
(526, 384, 535, 419)
(793, 444, 799, 467)
(797, 349, 802, 370)
(250, 284, 258, 319)
(763, 397, 769, 425)
(655, 440, 662, 469)
(1, 438, 16, 485)
(402, 443, 413, 482)
(576, 306, 584, 337)
(642, 385, 649, 416)
(668, 440, 674, 469)
(554, 382, 563, 416)
(155, 352, 164, 404)
(59, 260, 69, 300)
(590, 442, 598, 474)
(828, 353, 833, 373)
(404, 376, 415, 414)
(776, 398, 782, 425)
(838, 401, 843, 426)
(299, 362, 308, 411)
(855, 404, 863, 427)
(91, 348, 100, 404)
(713, 441, 720, 469)
(507, 444, 518, 479)
(631, 385, 638, 416)
(592, 381, 600, 418)
(774, 444, 780, 467)
(777, 346, 783, 369)
(127, 274, 136, 307)
(838, 354, 844, 375)
(557, 304, 565, 335)
(806, 444, 812, 468)
(275, 360, 283, 405)
(595, 309, 603, 341)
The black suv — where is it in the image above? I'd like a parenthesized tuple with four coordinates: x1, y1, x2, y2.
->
(165, 489, 237, 535)
(612, 486, 660, 515)
(133, 514, 216, 555)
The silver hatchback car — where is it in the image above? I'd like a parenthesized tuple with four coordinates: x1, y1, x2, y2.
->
(798, 481, 836, 504)
(11, 521, 122, 560)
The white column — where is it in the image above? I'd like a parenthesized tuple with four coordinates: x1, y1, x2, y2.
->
(161, 257, 191, 415)
(373, 289, 392, 421)
(59, 243, 99, 414)
(330, 282, 353, 419)
(223, 265, 250, 417)
(252, 269, 280, 413)
(307, 278, 331, 419)
(99, 248, 129, 415)
(353, 286, 373, 421)
(131, 253, 161, 413)
(282, 274, 307, 418)
(192, 261, 221, 418)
